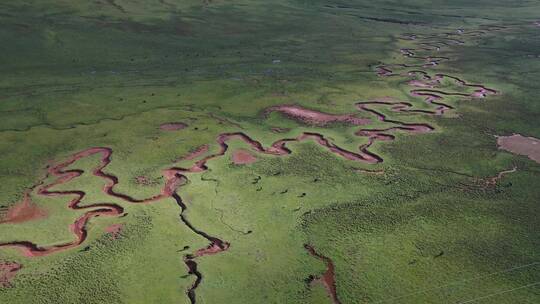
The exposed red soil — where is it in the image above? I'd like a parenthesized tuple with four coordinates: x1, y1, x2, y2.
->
(0, 24, 516, 303)
(304, 244, 341, 304)
(358, 97, 448, 115)
(0, 129, 386, 255)
(267, 28, 501, 154)
(265, 104, 371, 126)
(356, 101, 435, 131)
(0, 261, 22, 288)
(376, 31, 499, 117)
(159, 122, 188, 131)
(2, 22, 502, 259)
(194, 241, 230, 257)
(0, 192, 47, 224)
(352, 101, 434, 152)
(262, 100, 436, 164)
(0, 131, 383, 302)
(497, 134, 540, 164)
(105, 223, 123, 239)
(231, 149, 258, 165)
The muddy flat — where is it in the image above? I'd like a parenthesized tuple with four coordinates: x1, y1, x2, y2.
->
(231, 149, 258, 165)
(497, 134, 540, 163)
(160, 122, 188, 131)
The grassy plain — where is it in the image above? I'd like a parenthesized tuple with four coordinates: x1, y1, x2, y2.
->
(1, 1, 539, 303)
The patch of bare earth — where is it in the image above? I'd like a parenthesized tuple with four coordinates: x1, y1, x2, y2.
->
(497, 134, 540, 164)
(0, 261, 22, 288)
(105, 223, 123, 239)
(231, 149, 258, 165)
(265, 104, 370, 126)
(160, 122, 188, 131)
(0, 193, 47, 224)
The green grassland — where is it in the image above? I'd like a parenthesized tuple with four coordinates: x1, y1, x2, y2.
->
(1, 1, 539, 303)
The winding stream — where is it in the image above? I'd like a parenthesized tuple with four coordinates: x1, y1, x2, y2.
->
(0, 22, 523, 302)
